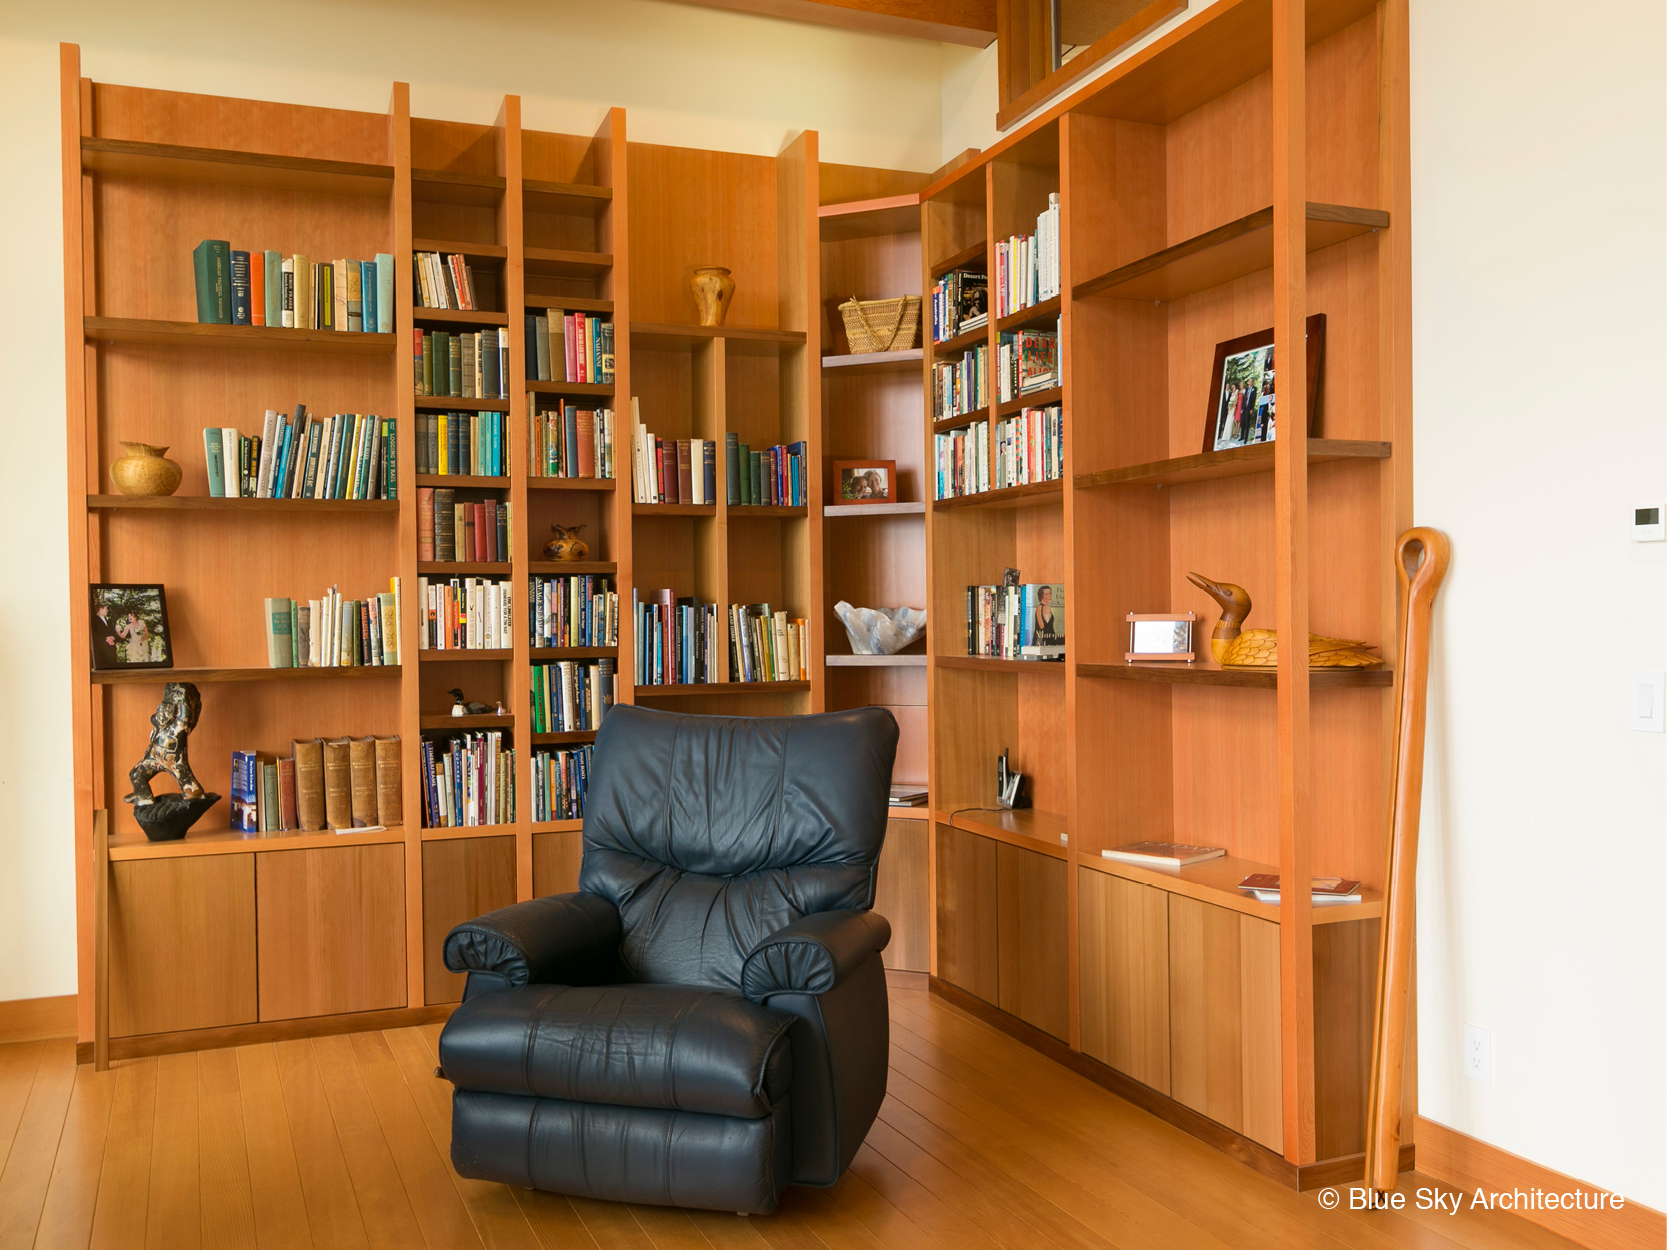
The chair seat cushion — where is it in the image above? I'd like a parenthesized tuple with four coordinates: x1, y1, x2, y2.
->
(438, 982, 795, 1120)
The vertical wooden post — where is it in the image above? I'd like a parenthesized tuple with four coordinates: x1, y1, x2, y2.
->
(93, 809, 109, 1071)
(1057, 114, 1082, 1052)
(1271, 0, 1316, 1166)
(598, 109, 634, 710)
(919, 194, 939, 979)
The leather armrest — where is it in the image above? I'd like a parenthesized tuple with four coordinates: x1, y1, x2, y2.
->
(741, 909, 891, 1003)
(443, 893, 620, 988)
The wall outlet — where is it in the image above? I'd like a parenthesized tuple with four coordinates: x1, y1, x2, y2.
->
(1632, 670, 1665, 733)
(1463, 1024, 1492, 1084)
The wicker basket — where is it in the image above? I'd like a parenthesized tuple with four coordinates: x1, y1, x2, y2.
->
(839, 295, 921, 354)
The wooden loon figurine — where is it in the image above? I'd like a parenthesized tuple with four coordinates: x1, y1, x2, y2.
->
(1186, 572, 1382, 669)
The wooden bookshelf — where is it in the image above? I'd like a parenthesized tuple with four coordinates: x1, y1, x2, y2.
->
(918, 0, 1413, 1184)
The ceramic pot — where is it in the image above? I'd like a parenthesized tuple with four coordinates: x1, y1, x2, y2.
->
(111, 442, 183, 496)
(690, 266, 735, 327)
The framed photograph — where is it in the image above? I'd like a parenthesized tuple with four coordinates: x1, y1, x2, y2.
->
(90, 584, 173, 670)
(1203, 313, 1326, 453)
(834, 459, 895, 504)
(1126, 612, 1196, 664)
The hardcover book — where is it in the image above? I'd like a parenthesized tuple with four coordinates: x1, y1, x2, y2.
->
(348, 737, 378, 828)
(1101, 841, 1226, 868)
(322, 738, 353, 829)
(292, 738, 326, 832)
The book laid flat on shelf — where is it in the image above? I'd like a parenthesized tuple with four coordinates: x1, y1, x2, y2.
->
(416, 410, 508, 477)
(264, 580, 402, 668)
(934, 343, 988, 420)
(525, 309, 616, 384)
(531, 403, 615, 479)
(533, 744, 592, 821)
(634, 590, 719, 686)
(889, 784, 929, 807)
(531, 575, 618, 647)
(1102, 841, 1227, 868)
(421, 731, 514, 828)
(730, 604, 809, 683)
(414, 329, 509, 399)
(418, 576, 513, 650)
(531, 659, 617, 733)
(993, 404, 1064, 489)
(931, 267, 987, 342)
(966, 581, 1064, 660)
(204, 408, 396, 500)
(993, 193, 1061, 319)
(997, 328, 1060, 401)
(1238, 874, 1364, 905)
(194, 243, 392, 330)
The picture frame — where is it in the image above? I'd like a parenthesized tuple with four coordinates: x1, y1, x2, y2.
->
(90, 583, 173, 670)
(1203, 313, 1326, 453)
(833, 459, 895, 504)
(1126, 611, 1196, 663)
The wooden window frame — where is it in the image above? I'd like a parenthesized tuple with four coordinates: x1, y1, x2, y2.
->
(996, 0, 1187, 131)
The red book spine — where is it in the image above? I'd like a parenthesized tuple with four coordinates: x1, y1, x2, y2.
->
(473, 503, 488, 561)
(417, 487, 435, 562)
(484, 501, 498, 562)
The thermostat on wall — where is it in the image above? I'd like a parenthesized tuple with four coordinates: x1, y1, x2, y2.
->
(1635, 504, 1664, 542)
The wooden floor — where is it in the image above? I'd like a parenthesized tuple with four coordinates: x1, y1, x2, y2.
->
(0, 982, 1580, 1250)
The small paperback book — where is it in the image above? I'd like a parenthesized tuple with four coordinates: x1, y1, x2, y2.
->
(1237, 873, 1362, 905)
(888, 784, 929, 807)
(1101, 841, 1225, 868)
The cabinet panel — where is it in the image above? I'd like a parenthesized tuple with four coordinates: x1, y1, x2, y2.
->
(996, 843, 1069, 1040)
(1168, 894, 1243, 1129)
(1078, 869, 1168, 1088)
(1314, 917, 1378, 1159)
(257, 844, 406, 1021)
(875, 818, 929, 972)
(1239, 913, 1283, 1152)
(934, 824, 998, 1003)
(110, 854, 257, 1037)
(422, 837, 518, 1005)
(533, 830, 583, 898)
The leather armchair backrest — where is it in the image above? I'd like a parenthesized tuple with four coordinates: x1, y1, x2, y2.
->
(578, 705, 898, 993)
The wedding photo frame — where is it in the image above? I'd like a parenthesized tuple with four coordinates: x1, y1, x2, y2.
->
(1203, 312, 1327, 453)
(89, 583, 173, 670)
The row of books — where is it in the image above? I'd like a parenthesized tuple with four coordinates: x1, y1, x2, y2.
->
(730, 437, 807, 508)
(992, 193, 1061, 319)
(415, 411, 506, 478)
(265, 583, 401, 668)
(934, 420, 989, 500)
(729, 604, 808, 684)
(531, 659, 617, 733)
(417, 576, 513, 651)
(526, 311, 615, 384)
(418, 489, 510, 564)
(533, 745, 592, 822)
(231, 737, 401, 834)
(420, 732, 514, 828)
(931, 267, 988, 343)
(193, 242, 395, 332)
(204, 409, 396, 501)
(997, 328, 1060, 401)
(532, 404, 616, 479)
(635, 591, 720, 686)
(413, 252, 483, 311)
(415, 329, 510, 399)
(967, 581, 1065, 661)
(934, 344, 989, 420)
(994, 405, 1065, 489)
(631, 417, 718, 505)
(532, 575, 618, 648)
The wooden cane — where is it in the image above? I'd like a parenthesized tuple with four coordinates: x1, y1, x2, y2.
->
(1364, 527, 1450, 1191)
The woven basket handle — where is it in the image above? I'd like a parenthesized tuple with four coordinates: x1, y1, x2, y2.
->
(849, 296, 900, 352)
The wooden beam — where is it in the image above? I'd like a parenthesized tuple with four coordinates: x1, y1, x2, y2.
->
(657, 0, 996, 47)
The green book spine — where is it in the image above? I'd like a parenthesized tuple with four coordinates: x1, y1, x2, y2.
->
(290, 599, 300, 667)
(750, 451, 762, 506)
(194, 239, 231, 323)
(384, 418, 397, 500)
(263, 250, 283, 326)
(261, 762, 279, 832)
(448, 335, 462, 396)
(264, 597, 294, 668)
(725, 432, 740, 505)
(422, 334, 433, 396)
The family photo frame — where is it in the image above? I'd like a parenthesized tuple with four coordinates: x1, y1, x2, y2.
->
(834, 459, 896, 504)
(1203, 313, 1327, 453)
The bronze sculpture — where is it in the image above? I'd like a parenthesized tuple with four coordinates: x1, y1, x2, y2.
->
(125, 682, 221, 840)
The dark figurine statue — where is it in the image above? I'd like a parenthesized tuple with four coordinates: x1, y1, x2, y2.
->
(124, 682, 221, 841)
(448, 688, 496, 716)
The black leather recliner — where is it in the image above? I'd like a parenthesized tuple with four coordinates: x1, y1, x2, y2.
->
(436, 704, 899, 1214)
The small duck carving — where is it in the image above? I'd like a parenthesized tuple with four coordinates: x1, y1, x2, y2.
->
(1186, 573, 1381, 669)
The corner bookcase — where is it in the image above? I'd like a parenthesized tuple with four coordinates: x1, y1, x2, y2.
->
(917, 0, 1415, 1188)
(60, 44, 930, 1061)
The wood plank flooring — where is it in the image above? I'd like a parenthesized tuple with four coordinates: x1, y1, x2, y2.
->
(0, 985, 1580, 1249)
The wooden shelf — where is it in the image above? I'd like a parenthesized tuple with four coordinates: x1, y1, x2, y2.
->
(635, 682, 810, 697)
(1079, 851, 1383, 925)
(935, 806, 1070, 859)
(527, 561, 617, 576)
(531, 730, 598, 745)
(85, 317, 395, 355)
(413, 474, 509, 489)
(87, 495, 397, 514)
(995, 295, 1061, 333)
(933, 410, 989, 435)
(420, 825, 519, 841)
(825, 654, 928, 667)
(821, 348, 923, 375)
(1076, 661, 1392, 689)
(417, 561, 511, 576)
(90, 665, 399, 685)
(930, 324, 988, 355)
(413, 395, 510, 412)
(630, 322, 807, 347)
(108, 825, 407, 862)
(410, 237, 508, 260)
(935, 655, 1067, 675)
(632, 503, 716, 517)
(930, 240, 987, 279)
(729, 505, 808, 518)
(529, 646, 618, 660)
(885, 805, 932, 821)
(526, 380, 615, 398)
(996, 386, 1062, 417)
(527, 477, 617, 492)
(522, 179, 612, 214)
(524, 247, 613, 278)
(1076, 439, 1392, 489)
(81, 136, 392, 196)
(1073, 202, 1389, 303)
(416, 649, 513, 661)
(932, 478, 1063, 511)
(530, 819, 586, 833)
(817, 193, 921, 241)
(412, 168, 504, 207)
(419, 713, 513, 729)
(412, 308, 509, 327)
(825, 501, 925, 517)
(523, 295, 614, 314)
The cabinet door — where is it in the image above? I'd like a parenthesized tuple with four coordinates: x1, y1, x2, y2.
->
(257, 844, 406, 1021)
(423, 836, 518, 1005)
(1314, 917, 1379, 1160)
(1078, 868, 1168, 1089)
(875, 818, 929, 972)
(111, 854, 257, 1037)
(934, 824, 997, 1003)
(1168, 894, 1244, 1129)
(996, 843, 1069, 1040)
(533, 829, 583, 898)
(1239, 914, 1283, 1152)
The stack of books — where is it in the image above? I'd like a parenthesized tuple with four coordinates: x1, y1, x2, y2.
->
(413, 252, 483, 311)
(204, 409, 396, 500)
(729, 604, 808, 683)
(533, 745, 592, 821)
(993, 405, 1064, 488)
(531, 659, 617, 732)
(193, 242, 394, 332)
(934, 344, 989, 420)
(417, 576, 512, 650)
(931, 267, 988, 342)
(531, 404, 615, 479)
(634, 590, 719, 686)
(992, 193, 1061, 319)
(726, 435, 807, 507)
(630, 406, 718, 504)
(264, 582, 400, 669)
(416, 411, 506, 477)
(420, 732, 513, 828)
(418, 489, 510, 564)
(1238, 874, 1363, 905)
(934, 422, 989, 500)
(232, 735, 401, 834)
(966, 581, 1065, 661)
(889, 784, 929, 808)
(997, 328, 1060, 401)
(526, 309, 615, 384)
(531, 575, 618, 648)
(415, 329, 509, 400)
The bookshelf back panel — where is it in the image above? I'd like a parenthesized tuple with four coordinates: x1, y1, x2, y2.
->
(524, 208, 601, 255)
(1306, 237, 1383, 441)
(1073, 677, 1175, 852)
(932, 667, 1015, 807)
(826, 668, 927, 784)
(91, 84, 389, 163)
(631, 516, 716, 603)
(418, 656, 511, 718)
(628, 142, 780, 328)
(816, 162, 928, 205)
(631, 343, 706, 441)
(1070, 486, 1171, 665)
(825, 515, 927, 633)
(1062, 113, 1166, 283)
(991, 154, 1059, 245)
(522, 130, 601, 187)
(412, 201, 501, 248)
(823, 374, 925, 493)
(728, 521, 810, 623)
(1069, 296, 1167, 474)
(1305, 16, 1383, 211)
(726, 351, 791, 450)
(925, 187, 986, 271)
(1164, 70, 1271, 247)
(411, 119, 499, 176)
(526, 492, 617, 564)
(819, 233, 922, 355)
(1171, 683, 1278, 859)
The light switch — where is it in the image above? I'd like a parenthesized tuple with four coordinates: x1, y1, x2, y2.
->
(1632, 671, 1665, 732)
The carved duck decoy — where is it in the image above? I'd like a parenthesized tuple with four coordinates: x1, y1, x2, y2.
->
(1186, 573, 1382, 669)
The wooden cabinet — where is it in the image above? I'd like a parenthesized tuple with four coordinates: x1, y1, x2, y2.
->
(996, 843, 1068, 1039)
(422, 837, 518, 1005)
(256, 845, 407, 1021)
(1313, 918, 1380, 1160)
(1079, 868, 1169, 1091)
(934, 823, 998, 1003)
(532, 829, 584, 899)
(110, 855, 257, 1037)
(874, 817, 929, 972)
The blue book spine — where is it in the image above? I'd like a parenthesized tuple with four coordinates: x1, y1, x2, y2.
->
(492, 410, 503, 476)
(230, 251, 251, 325)
(231, 750, 259, 831)
(272, 421, 295, 500)
(360, 260, 376, 335)
(203, 428, 225, 497)
(375, 254, 394, 333)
